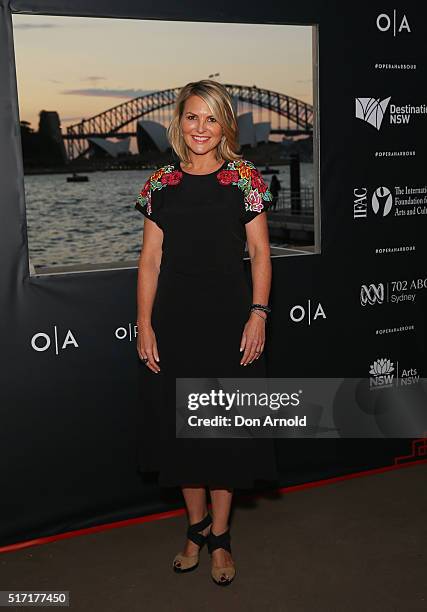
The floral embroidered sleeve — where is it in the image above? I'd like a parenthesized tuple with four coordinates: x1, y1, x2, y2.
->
(240, 162, 273, 224)
(134, 164, 182, 229)
(135, 171, 160, 227)
(216, 159, 273, 225)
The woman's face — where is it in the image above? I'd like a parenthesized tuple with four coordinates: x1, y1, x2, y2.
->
(180, 95, 223, 157)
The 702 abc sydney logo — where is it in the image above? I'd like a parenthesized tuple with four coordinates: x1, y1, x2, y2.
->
(360, 278, 427, 306)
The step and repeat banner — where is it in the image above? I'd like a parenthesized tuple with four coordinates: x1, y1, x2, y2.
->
(0, 0, 425, 546)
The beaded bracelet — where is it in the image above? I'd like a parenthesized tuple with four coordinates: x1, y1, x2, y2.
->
(250, 303, 271, 313)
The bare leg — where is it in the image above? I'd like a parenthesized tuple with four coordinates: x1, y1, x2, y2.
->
(209, 487, 234, 569)
(181, 484, 210, 556)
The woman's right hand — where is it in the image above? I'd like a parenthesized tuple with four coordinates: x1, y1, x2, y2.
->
(137, 322, 161, 373)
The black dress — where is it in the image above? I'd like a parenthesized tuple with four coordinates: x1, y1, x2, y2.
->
(134, 157, 279, 489)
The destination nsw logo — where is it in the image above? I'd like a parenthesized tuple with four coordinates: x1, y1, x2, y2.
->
(355, 97, 427, 130)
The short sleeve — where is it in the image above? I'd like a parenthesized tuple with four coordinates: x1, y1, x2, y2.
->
(134, 173, 162, 228)
(242, 166, 273, 225)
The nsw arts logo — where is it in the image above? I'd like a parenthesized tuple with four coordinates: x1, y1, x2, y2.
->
(369, 356, 419, 390)
(353, 185, 427, 219)
(355, 97, 427, 130)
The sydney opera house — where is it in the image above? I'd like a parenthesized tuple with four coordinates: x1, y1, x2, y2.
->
(136, 111, 271, 155)
(86, 136, 132, 158)
(86, 96, 271, 158)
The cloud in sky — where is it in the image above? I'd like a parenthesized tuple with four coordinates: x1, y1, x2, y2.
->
(12, 14, 313, 131)
(61, 88, 158, 98)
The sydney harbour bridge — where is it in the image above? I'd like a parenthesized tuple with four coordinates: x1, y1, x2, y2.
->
(64, 84, 313, 161)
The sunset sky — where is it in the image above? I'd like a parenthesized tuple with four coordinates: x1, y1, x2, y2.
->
(12, 14, 313, 152)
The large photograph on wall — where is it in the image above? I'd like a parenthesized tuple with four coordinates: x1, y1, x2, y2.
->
(12, 14, 318, 276)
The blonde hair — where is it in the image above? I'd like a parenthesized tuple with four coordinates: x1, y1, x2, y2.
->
(166, 80, 242, 165)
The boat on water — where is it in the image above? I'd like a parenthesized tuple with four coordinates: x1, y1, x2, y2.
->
(67, 172, 89, 182)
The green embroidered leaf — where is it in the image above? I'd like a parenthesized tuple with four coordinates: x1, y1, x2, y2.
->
(262, 190, 273, 201)
(151, 179, 164, 190)
(136, 193, 148, 206)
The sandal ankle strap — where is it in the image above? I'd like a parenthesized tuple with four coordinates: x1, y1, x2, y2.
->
(207, 528, 232, 554)
(186, 512, 212, 547)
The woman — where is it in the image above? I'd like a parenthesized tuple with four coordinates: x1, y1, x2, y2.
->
(135, 79, 279, 586)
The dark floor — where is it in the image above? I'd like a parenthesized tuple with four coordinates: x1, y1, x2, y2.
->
(1, 464, 426, 612)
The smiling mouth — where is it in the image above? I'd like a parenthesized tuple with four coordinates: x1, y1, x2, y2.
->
(192, 136, 210, 142)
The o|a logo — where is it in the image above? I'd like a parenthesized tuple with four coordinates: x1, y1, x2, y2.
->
(376, 12, 411, 36)
(360, 283, 385, 306)
(290, 300, 326, 325)
(115, 323, 138, 341)
(31, 326, 79, 354)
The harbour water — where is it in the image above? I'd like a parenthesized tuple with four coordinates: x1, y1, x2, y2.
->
(24, 163, 314, 272)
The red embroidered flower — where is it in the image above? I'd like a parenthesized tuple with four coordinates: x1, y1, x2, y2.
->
(161, 170, 183, 186)
(250, 169, 267, 193)
(141, 179, 151, 197)
(169, 170, 183, 185)
(217, 169, 239, 185)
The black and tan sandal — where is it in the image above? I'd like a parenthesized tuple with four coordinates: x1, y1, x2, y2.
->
(173, 512, 212, 573)
(207, 528, 236, 586)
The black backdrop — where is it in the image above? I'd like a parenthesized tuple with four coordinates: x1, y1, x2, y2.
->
(1, 0, 425, 546)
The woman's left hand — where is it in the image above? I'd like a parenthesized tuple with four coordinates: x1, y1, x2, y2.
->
(240, 311, 266, 365)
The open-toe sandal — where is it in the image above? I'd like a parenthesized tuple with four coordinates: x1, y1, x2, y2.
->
(173, 512, 212, 573)
(207, 528, 236, 586)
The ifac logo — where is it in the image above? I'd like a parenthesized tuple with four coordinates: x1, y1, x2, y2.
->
(371, 187, 393, 216)
(354, 186, 393, 219)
